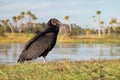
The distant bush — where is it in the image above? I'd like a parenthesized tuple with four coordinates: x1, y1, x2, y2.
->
(0, 25, 5, 36)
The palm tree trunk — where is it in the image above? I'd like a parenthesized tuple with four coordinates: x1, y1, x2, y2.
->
(68, 22, 72, 32)
(98, 15, 101, 37)
(15, 22, 17, 28)
(93, 20, 96, 34)
(3, 26, 6, 31)
(8, 23, 14, 34)
(108, 27, 111, 35)
(111, 25, 116, 31)
(102, 28, 105, 35)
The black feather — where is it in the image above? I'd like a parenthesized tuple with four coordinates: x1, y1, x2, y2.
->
(18, 18, 60, 63)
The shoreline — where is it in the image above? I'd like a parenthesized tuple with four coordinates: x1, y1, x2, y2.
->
(0, 33, 120, 44)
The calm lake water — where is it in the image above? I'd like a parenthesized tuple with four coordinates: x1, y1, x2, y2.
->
(0, 43, 120, 64)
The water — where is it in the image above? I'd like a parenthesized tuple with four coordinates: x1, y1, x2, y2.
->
(0, 43, 120, 64)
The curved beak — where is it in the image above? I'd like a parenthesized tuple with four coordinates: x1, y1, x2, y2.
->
(57, 21, 63, 25)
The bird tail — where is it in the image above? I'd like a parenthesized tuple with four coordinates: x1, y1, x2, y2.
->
(17, 58, 25, 63)
(17, 50, 26, 63)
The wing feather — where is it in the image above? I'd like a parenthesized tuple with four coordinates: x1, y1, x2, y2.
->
(24, 33, 43, 50)
(18, 32, 56, 62)
(24, 28, 51, 50)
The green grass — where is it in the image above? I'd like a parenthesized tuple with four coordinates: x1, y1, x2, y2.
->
(0, 60, 120, 80)
(0, 33, 34, 43)
(58, 35, 120, 44)
(0, 33, 120, 44)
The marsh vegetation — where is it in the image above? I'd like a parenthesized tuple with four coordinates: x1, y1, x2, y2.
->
(0, 60, 120, 80)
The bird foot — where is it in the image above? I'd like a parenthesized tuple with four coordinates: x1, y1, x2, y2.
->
(43, 57, 46, 63)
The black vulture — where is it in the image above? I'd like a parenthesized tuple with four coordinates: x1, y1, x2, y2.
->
(18, 18, 61, 63)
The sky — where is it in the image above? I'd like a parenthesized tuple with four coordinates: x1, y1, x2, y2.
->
(0, 0, 120, 29)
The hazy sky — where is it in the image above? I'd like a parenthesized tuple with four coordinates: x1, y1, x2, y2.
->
(0, 0, 120, 28)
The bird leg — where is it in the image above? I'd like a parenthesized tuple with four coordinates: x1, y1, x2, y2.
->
(43, 57, 46, 63)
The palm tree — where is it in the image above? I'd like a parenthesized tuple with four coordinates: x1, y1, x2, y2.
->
(18, 12, 25, 33)
(5, 19, 14, 33)
(31, 14, 37, 28)
(107, 26, 111, 35)
(64, 16, 72, 32)
(1, 19, 10, 31)
(92, 16, 96, 33)
(17, 15, 21, 28)
(12, 16, 17, 28)
(20, 11, 25, 23)
(17, 15, 21, 21)
(8, 22, 14, 34)
(100, 21, 105, 34)
(26, 11, 32, 32)
(26, 11, 32, 23)
(109, 18, 117, 31)
(100, 21, 104, 25)
(1, 19, 13, 33)
(20, 12, 25, 19)
(0, 23, 5, 36)
(1, 20, 6, 31)
(31, 14, 37, 21)
(96, 10, 101, 37)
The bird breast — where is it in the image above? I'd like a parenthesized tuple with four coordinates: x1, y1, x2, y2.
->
(45, 33, 56, 38)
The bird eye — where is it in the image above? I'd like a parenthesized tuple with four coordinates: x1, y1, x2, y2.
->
(51, 19, 57, 26)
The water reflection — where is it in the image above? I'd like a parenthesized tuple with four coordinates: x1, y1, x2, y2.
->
(0, 43, 120, 64)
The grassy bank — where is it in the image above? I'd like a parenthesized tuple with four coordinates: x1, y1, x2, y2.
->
(0, 33, 120, 43)
(0, 33, 34, 43)
(0, 60, 120, 80)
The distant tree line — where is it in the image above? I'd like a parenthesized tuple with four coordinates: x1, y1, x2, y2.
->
(92, 10, 120, 37)
(0, 11, 85, 36)
(0, 10, 120, 37)
(0, 11, 40, 34)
